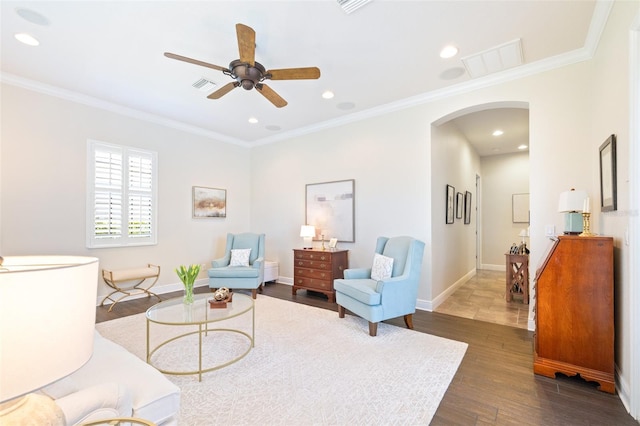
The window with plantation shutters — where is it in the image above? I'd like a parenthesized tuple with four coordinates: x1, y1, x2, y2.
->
(87, 140, 157, 248)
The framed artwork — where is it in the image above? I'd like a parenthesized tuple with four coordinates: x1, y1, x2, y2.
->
(464, 191, 472, 224)
(456, 192, 463, 219)
(306, 179, 355, 242)
(446, 185, 455, 224)
(192, 186, 226, 218)
(328, 238, 338, 249)
(512, 193, 530, 223)
(599, 134, 617, 212)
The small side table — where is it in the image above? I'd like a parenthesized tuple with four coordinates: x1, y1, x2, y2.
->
(505, 253, 529, 304)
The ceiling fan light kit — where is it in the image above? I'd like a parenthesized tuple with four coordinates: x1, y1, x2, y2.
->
(164, 23, 320, 108)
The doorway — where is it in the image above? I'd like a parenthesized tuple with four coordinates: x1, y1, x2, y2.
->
(431, 102, 530, 329)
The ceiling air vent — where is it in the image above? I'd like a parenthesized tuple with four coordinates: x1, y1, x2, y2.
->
(337, 0, 372, 14)
(192, 77, 216, 92)
(462, 39, 523, 79)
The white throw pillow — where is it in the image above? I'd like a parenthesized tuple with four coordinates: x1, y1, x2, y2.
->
(230, 249, 251, 267)
(371, 253, 394, 281)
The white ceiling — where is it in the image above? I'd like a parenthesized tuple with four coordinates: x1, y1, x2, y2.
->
(1, 1, 602, 152)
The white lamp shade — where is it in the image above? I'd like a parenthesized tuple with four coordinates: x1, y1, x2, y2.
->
(558, 189, 587, 212)
(300, 225, 316, 238)
(0, 256, 99, 402)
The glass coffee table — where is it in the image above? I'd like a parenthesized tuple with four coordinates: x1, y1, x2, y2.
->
(146, 292, 254, 381)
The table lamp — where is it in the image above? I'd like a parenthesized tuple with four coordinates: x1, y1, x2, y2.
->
(300, 225, 316, 249)
(0, 255, 99, 422)
(558, 189, 587, 234)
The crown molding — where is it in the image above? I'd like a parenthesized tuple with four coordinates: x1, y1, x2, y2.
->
(252, 46, 593, 146)
(253, 0, 612, 146)
(1, 0, 612, 148)
(0, 72, 249, 148)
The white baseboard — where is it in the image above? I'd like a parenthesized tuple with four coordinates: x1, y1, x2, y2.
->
(481, 263, 506, 271)
(616, 364, 631, 414)
(417, 268, 477, 312)
(278, 277, 293, 285)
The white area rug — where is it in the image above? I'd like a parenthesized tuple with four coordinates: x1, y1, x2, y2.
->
(96, 296, 467, 425)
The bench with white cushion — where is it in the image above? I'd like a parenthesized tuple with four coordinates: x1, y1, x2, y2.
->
(100, 264, 161, 311)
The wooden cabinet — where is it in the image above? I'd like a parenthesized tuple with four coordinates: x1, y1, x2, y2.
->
(533, 235, 614, 393)
(292, 249, 348, 302)
(505, 253, 529, 304)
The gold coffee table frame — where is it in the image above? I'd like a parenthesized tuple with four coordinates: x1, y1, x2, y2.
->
(145, 293, 254, 381)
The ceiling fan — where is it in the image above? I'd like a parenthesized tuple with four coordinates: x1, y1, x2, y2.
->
(164, 23, 321, 108)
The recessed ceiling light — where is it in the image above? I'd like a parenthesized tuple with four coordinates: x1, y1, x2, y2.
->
(518, 144, 528, 150)
(322, 90, 334, 99)
(492, 130, 504, 136)
(14, 33, 39, 46)
(266, 125, 281, 131)
(248, 117, 258, 124)
(440, 45, 458, 59)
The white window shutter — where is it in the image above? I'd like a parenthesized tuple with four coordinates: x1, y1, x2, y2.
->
(87, 140, 157, 248)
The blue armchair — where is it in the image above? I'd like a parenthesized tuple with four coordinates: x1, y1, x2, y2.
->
(334, 236, 425, 336)
(208, 233, 265, 299)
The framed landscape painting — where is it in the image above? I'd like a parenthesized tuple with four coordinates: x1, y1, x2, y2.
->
(192, 186, 226, 218)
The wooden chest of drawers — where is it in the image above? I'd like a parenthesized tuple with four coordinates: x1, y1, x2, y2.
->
(533, 235, 614, 393)
(292, 249, 348, 302)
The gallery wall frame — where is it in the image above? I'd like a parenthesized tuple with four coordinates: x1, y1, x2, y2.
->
(512, 193, 530, 223)
(305, 179, 355, 242)
(446, 185, 455, 224)
(192, 186, 226, 218)
(456, 192, 463, 219)
(464, 191, 472, 224)
(599, 134, 617, 212)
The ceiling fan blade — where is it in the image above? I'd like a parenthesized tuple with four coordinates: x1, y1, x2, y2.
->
(207, 82, 239, 99)
(267, 67, 321, 80)
(236, 23, 256, 67)
(255, 84, 287, 108)
(164, 52, 228, 72)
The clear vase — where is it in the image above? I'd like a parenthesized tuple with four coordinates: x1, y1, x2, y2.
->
(183, 283, 194, 305)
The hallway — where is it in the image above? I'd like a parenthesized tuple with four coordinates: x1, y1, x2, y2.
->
(434, 269, 530, 330)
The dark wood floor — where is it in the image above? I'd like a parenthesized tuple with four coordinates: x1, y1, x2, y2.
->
(96, 283, 636, 425)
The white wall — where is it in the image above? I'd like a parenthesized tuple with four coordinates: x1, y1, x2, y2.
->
(586, 0, 637, 411)
(250, 107, 431, 294)
(1, 0, 636, 415)
(430, 120, 480, 301)
(251, 60, 596, 305)
(0, 84, 252, 298)
(249, 1, 637, 404)
(481, 152, 530, 268)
